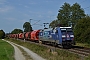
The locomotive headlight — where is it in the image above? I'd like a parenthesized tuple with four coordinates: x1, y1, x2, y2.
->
(62, 35, 66, 37)
(70, 35, 74, 37)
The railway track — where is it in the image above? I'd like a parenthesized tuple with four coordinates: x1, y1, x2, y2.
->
(36, 42, 90, 57)
(67, 46, 90, 57)
(30, 40, 90, 57)
(42, 44, 90, 57)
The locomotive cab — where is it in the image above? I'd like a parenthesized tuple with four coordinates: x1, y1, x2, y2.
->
(51, 27, 75, 48)
(60, 27, 75, 48)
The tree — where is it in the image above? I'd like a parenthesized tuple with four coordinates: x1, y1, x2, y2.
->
(71, 3, 86, 26)
(57, 2, 71, 26)
(50, 2, 86, 28)
(74, 16, 90, 44)
(23, 22, 32, 32)
(11, 29, 23, 34)
(0, 30, 5, 39)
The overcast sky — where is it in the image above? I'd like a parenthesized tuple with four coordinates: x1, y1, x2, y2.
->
(0, 0, 90, 33)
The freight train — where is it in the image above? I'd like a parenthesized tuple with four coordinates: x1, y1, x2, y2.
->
(9, 27, 75, 48)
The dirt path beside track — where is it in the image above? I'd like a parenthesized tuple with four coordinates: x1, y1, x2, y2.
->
(2, 39, 25, 60)
(3, 39, 46, 60)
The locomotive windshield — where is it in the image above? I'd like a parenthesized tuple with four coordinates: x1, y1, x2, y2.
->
(67, 28, 73, 34)
(61, 29, 66, 35)
(67, 28, 72, 31)
(61, 28, 73, 34)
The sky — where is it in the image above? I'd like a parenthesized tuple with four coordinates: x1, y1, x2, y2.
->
(0, 0, 90, 33)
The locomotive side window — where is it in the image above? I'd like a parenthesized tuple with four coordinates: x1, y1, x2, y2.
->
(61, 31, 66, 35)
(67, 29, 72, 31)
(61, 29, 66, 35)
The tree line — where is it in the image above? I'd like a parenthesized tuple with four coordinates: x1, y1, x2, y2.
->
(74, 16, 90, 44)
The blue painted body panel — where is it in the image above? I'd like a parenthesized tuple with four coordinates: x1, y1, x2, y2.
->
(39, 27, 62, 44)
(56, 27, 62, 44)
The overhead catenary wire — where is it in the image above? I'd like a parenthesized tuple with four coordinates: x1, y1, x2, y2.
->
(31, 20, 41, 26)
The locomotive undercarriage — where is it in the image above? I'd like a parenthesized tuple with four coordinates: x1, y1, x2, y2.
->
(62, 40, 75, 48)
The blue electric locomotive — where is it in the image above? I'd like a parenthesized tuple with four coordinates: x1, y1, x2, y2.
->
(39, 27, 75, 48)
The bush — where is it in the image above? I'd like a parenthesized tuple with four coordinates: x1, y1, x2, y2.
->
(74, 16, 90, 44)
(0, 30, 5, 39)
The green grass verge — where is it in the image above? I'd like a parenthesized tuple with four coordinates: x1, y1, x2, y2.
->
(6, 38, 90, 60)
(76, 42, 90, 48)
(0, 39, 14, 60)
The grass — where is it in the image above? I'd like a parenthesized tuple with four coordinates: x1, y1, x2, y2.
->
(76, 42, 90, 48)
(0, 39, 14, 60)
(85, 55, 90, 60)
(6, 38, 90, 60)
